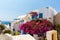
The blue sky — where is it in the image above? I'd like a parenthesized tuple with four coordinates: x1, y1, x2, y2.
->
(0, 0, 60, 21)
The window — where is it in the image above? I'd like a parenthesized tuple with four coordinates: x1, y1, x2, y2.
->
(39, 13, 43, 18)
(32, 15, 36, 19)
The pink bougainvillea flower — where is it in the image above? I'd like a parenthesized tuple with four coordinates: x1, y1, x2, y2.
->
(29, 12, 38, 16)
(20, 19, 54, 34)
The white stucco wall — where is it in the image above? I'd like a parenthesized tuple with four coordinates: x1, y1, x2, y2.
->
(33, 7, 57, 23)
(38, 7, 56, 18)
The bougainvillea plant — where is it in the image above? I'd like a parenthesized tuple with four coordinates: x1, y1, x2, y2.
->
(20, 19, 54, 35)
(29, 12, 38, 17)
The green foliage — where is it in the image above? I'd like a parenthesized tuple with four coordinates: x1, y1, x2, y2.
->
(14, 31, 20, 35)
(55, 24, 60, 33)
(3, 30, 12, 34)
(56, 24, 60, 28)
(0, 24, 5, 30)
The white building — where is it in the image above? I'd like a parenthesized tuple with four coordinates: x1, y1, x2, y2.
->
(11, 7, 57, 32)
(32, 7, 57, 23)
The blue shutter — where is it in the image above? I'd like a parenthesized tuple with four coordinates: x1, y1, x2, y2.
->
(32, 15, 35, 19)
(39, 13, 43, 18)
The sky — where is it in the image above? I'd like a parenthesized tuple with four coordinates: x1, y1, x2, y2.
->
(0, 0, 60, 21)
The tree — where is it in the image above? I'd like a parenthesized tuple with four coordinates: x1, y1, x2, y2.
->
(3, 30, 12, 34)
(0, 24, 5, 34)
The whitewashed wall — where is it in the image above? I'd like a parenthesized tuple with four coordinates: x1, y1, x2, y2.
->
(33, 7, 57, 23)
(0, 34, 36, 40)
(39, 7, 54, 23)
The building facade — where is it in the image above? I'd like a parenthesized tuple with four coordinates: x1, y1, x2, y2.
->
(11, 7, 57, 32)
